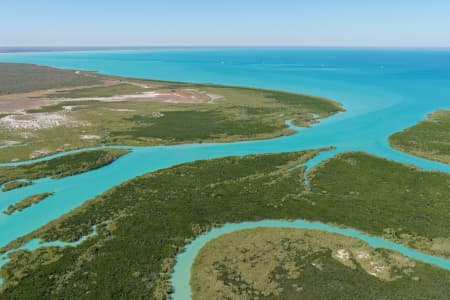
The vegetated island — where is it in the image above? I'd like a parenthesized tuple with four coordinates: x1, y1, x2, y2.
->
(3, 192, 54, 216)
(0, 149, 129, 188)
(1, 150, 449, 298)
(0, 63, 344, 162)
(192, 227, 450, 299)
(389, 109, 450, 164)
(1, 180, 32, 192)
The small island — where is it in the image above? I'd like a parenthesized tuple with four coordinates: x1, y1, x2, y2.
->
(0, 148, 130, 187)
(4, 192, 54, 215)
(2, 180, 32, 192)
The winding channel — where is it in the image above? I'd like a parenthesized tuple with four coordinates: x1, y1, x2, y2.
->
(171, 220, 450, 300)
(0, 49, 450, 294)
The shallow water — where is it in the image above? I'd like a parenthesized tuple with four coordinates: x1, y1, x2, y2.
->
(0, 49, 450, 292)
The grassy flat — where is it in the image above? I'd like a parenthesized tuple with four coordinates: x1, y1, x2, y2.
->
(389, 109, 450, 164)
(192, 228, 450, 299)
(0, 63, 101, 94)
(1, 151, 449, 298)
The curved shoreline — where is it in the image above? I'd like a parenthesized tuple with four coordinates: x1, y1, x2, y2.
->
(171, 219, 450, 300)
(388, 109, 450, 165)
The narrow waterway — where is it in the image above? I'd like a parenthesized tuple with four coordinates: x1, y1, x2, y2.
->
(171, 220, 450, 299)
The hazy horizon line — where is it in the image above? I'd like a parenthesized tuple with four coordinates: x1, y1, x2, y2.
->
(1, 45, 450, 54)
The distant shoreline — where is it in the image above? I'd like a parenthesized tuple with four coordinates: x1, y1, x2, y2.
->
(0, 46, 171, 53)
(2, 46, 450, 54)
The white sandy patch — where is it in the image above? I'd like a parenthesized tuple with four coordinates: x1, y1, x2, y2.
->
(356, 250, 370, 259)
(62, 105, 77, 111)
(106, 108, 136, 112)
(206, 93, 223, 103)
(332, 248, 356, 269)
(0, 113, 85, 130)
(336, 249, 351, 260)
(49, 89, 209, 104)
(151, 112, 164, 118)
(30, 149, 51, 159)
(80, 135, 100, 140)
(1, 113, 67, 130)
(0, 140, 21, 146)
(367, 261, 386, 277)
(54, 91, 165, 102)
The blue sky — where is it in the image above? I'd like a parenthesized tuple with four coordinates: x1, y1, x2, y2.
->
(1, 0, 450, 47)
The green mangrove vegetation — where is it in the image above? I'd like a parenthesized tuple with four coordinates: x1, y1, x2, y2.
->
(4, 193, 54, 216)
(0, 150, 450, 298)
(115, 110, 278, 142)
(192, 228, 450, 299)
(390, 109, 450, 164)
(0, 149, 128, 186)
(1, 180, 32, 192)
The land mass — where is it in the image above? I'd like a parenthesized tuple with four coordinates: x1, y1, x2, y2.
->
(1, 151, 449, 298)
(192, 228, 450, 299)
(0, 63, 343, 162)
(390, 109, 450, 164)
